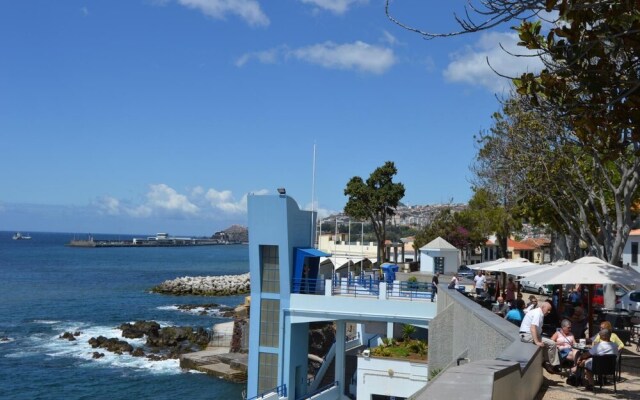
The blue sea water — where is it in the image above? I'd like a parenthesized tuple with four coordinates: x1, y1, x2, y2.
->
(0, 232, 249, 400)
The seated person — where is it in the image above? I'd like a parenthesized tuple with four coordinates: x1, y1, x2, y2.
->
(576, 328, 618, 390)
(591, 321, 625, 350)
(492, 296, 509, 317)
(569, 306, 587, 339)
(524, 295, 538, 314)
(550, 319, 577, 363)
(505, 299, 526, 325)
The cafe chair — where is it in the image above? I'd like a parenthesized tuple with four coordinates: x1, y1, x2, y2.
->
(591, 354, 618, 393)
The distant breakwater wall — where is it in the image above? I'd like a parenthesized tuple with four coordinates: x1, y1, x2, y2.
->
(152, 273, 250, 296)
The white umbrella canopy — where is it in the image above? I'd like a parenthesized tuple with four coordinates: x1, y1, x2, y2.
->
(501, 263, 557, 277)
(482, 258, 534, 272)
(469, 258, 509, 270)
(519, 256, 640, 285)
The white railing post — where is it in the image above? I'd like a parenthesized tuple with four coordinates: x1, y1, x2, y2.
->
(379, 282, 387, 300)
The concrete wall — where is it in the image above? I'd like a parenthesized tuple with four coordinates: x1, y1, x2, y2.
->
(356, 356, 428, 400)
(415, 286, 544, 400)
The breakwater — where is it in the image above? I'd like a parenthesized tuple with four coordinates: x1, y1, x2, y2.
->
(151, 273, 250, 296)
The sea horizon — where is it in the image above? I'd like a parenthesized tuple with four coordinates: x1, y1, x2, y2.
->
(0, 231, 249, 399)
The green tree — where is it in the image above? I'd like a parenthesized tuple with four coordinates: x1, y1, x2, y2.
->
(344, 161, 406, 263)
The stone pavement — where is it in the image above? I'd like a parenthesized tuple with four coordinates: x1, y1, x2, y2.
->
(535, 345, 640, 400)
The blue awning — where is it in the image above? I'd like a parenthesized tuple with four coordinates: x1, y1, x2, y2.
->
(292, 248, 331, 293)
(297, 248, 331, 258)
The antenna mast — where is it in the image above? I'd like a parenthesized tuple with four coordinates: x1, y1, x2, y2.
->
(310, 143, 317, 246)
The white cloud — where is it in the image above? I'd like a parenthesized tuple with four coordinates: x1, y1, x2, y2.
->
(443, 31, 544, 93)
(176, 0, 269, 27)
(236, 41, 396, 74)
(292, 41, 395, 74)
(380, 30, 399, 46)
(145, 183, 199, 214)
(300, 0, 368, 15)
(235, 47, 282, 67)
(96, 196, 121, 216)
(94, 184, 271, 220)
(304, 201, 337, 219)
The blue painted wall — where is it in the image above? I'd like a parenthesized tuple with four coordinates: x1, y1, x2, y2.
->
(246, 194, 315, 398)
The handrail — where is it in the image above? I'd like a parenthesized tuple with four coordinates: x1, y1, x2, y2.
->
(299, 381, 339, 399)
(309, 341, 336, 392)
(245, 384, 287, 400)
(387, 281, 432, 300)
(292, 278, 325, 295)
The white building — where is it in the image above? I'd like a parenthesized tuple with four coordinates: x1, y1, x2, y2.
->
(419, 237, 460, 275)
(621, 229, 640, 274)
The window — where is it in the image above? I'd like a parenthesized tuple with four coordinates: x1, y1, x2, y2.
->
(261, 245, 280, 293)
(434, 257, 444, 274)
(260, 299, 280, 347)
(630, 292, 640, 302)
(632, 242, 638, 265)
(258, 352, 278, 393)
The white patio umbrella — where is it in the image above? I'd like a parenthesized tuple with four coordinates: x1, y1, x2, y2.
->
(483, 258, 534, 272)
(469, 258, 510, 270)
(500, 263, 557, 277)
(518, 256, 639, 286)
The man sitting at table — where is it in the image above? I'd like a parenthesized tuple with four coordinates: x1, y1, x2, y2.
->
(591, 321, 624, 351)
(577, 328, 618, 390)
(492, 296, 509, 317)
(520, 301, 560, 374)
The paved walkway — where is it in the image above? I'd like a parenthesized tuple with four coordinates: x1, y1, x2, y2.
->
(536, 345, 640, 399)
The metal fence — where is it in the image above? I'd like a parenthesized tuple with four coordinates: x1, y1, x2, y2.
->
(245, 384, 287, 400)
(292, 278, 325, 295)
(386, 281, 432, 301)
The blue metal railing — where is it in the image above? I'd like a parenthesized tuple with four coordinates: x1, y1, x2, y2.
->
(292, 278, 325, 295)
(298, 381, 339, 399)
(246, 384, 287, 400)
(386, 281, 432, 300)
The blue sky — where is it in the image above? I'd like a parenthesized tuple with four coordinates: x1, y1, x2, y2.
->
(0, 0, 543, 236)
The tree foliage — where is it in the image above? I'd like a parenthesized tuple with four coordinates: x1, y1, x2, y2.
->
(344, 161, 406, 263)
(476, 95, 640, 264)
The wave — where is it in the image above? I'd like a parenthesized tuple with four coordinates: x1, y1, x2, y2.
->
(156, 304, 227, 317)
(10, 321, 184, 375)
(0, 337, 16, 344)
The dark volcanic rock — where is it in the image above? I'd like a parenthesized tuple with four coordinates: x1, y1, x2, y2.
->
(88, 335, 134, 354)
(131, 347, 146, 357)
(120, 321, 160, 339)
(59, 332, 76, 341)
(92, 352, 105, 359)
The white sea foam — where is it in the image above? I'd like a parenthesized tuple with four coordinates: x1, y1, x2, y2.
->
(31, 319, 61, 325)
(156, 304, 225, 317)
(18, 321, 183, 375)
(0, 337, 15, 344)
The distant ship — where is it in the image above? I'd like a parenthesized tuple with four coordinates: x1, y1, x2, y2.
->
(12, 232, 32, 240)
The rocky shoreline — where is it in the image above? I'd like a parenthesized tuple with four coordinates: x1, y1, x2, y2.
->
(151, 273, 250, 296)
(59, 320, 211, 361)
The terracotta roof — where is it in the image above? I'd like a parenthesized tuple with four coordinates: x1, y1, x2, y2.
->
(508, 238, 537, 251)
(630, 229, 640, 236)
(520, 237, 551, 248)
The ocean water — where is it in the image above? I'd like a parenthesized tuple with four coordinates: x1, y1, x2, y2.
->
(0, 232, 249, 400)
